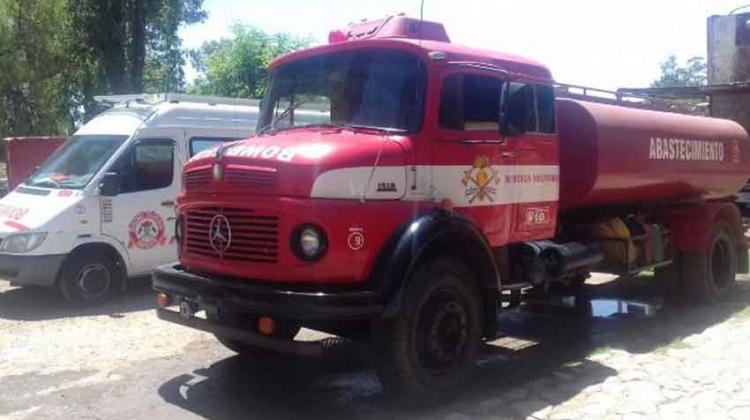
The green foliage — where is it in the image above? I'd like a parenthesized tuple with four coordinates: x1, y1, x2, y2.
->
(0, 0, 207, 140)
(652, 55, 707, 88)
(0, 0, 74, 137)
(188, 24, 312, 98)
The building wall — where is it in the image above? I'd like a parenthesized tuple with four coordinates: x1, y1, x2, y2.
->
(708, 13, 750, 132)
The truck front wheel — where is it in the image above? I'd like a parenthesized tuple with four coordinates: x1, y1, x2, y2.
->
(683, 221, 737, 303)
(374, 257, 482, 404)
(58, 250, 119, 306)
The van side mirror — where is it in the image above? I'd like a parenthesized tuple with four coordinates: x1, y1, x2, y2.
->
(99, 172, 121, 197)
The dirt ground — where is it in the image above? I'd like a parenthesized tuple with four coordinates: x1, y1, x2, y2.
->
(2, 274, 750, 419)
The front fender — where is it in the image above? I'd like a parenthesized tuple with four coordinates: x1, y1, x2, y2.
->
(370, 209, 500, 318)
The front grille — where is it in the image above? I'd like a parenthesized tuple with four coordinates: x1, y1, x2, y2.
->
(185, 207, 279, 263)
(184, 165, 277, 192)
(184, 167, 212, 192)
(226, 165, 277, 188)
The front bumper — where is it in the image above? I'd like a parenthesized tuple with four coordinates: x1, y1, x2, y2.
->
(0, 253, 66, 286)
(152, 263, 384, 320)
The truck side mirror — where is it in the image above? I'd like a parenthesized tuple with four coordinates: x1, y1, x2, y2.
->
(99, 172, 121, 197)
(499, 81, 527, 138)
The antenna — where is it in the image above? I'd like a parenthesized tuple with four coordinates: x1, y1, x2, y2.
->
(419, 0, 426, 46)
(730, 4, 750, 14)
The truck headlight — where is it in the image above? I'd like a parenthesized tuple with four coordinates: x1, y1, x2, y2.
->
(291, 224, 327, 261)
(0, 232, 48, 253)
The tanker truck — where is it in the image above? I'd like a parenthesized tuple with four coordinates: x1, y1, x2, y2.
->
(152, 16, 750, 403)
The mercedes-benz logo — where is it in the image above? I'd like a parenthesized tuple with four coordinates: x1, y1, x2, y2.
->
(208, 214, 232, 255)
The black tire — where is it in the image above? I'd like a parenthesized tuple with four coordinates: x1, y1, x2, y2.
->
(58, 250, 120, 306)
(210, 312, 301, 357)
(374, 257, 483, 405)
(682, 221, 738, 303)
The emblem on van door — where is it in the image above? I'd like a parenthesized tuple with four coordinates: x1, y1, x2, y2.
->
(128, 211, 166, 249)
(209, 214, 232, 255)
(462, 154, 500, 203)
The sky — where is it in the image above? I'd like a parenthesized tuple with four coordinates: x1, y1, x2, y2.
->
(180, 0, 750, 90)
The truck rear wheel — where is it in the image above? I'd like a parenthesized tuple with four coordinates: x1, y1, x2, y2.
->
(210, 312, 301, 357)
(682, 221, 737, 303)
(374, 257, 482, 405)
(58, 250, 119, 307)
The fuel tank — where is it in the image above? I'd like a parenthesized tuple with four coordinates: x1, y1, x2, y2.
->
(557, 98, 750, 210)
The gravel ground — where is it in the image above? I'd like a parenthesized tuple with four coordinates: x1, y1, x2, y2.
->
(2, 274, 750, 419)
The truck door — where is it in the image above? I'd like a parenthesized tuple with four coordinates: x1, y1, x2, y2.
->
(100, 138, 179, 275)
(431, 70, 515, 246)
(504, 82, 559, 241)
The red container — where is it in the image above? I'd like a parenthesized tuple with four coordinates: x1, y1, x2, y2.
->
(4, 136, 66, 190)
(557, 99, 750, 210)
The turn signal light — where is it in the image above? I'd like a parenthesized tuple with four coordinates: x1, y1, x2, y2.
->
(258, 316, 276, 335)
(157, 293, 171, 308)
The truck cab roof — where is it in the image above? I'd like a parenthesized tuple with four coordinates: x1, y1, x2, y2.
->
(270, 16, 553, 82)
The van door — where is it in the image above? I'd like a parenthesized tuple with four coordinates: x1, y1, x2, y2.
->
(100, 138, 178, 275)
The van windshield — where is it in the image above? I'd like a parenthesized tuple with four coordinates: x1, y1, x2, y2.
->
(257, 49, 426, 134)
(27, 135, 128, 189)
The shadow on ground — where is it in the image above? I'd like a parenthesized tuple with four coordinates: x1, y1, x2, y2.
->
(156, 278, 750, 419)
(0, 276, 155, 321)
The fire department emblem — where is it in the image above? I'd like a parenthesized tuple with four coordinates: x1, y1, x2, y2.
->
(128, 211, 166, 249)
(209, 214, 232, 255)
(462, 154, 501, 203)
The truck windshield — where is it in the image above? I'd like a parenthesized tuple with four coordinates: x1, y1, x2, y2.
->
(257, 49, 425, 133)
(26, 135, 128, 189)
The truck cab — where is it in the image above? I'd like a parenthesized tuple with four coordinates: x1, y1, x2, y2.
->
(0, 94, 260, 305)
(153, 18, 750, 403)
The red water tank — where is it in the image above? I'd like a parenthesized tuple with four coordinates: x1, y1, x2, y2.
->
(557, 99, 750, 210)
(4, 136, 66, 190)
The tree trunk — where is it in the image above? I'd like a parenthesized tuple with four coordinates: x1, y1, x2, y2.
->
(130, 0, 145, 93)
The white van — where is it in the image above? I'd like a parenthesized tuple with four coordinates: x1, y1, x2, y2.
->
(0, 94, 259, 305)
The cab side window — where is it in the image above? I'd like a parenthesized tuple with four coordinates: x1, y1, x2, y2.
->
(440, 74, 502, 131)
(115, 140, 174, 194)
(506, 83, 556, 134)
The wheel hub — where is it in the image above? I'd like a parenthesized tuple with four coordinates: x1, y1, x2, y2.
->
(417, 289, 469, 374)
(76, 263, 111, 299)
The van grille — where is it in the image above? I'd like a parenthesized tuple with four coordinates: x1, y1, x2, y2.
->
(185, 207, 279, 263)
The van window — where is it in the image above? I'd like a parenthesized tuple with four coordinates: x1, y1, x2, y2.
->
(189, 137, 240, 157)
(440, 74, 502, 131)
(116, 140, 174, 194)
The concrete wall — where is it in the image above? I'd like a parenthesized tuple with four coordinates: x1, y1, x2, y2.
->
(707, 13, 750, 85)
(708, 13, 750, 132)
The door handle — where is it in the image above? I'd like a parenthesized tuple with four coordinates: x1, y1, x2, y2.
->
(500, 151, 516, 158)
(161, 200, 175, 207)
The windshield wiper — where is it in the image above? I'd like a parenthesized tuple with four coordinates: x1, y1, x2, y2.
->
(344, 124, 408, 135)
(257, 99, 310, 136)
(29, 179, 61, 188)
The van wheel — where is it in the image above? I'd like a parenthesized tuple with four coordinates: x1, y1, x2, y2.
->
(58, 251, 119, 306)
(209, 312, 301, 357)
(374, 257, 482, 405)
(683, 221, 737, 303)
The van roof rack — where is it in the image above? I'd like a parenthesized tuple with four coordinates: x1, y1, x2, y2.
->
(93, 93, 260, 107)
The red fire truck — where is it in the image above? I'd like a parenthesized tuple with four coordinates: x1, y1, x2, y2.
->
(153, 17, 750, 402)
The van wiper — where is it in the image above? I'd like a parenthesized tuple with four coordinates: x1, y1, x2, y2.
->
(345, 124, 408, 135)
(29, 179, 60, 188)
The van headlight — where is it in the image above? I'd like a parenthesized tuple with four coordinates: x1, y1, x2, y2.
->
(0, 232, 48, 253)
(290, 224, 327, 261)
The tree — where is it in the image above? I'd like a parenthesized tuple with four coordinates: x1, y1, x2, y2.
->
(68, 0, 207, 95)
(652, 55, 707, 88)
(0, 0, 74, 138)
(188, 25, 312, 98)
